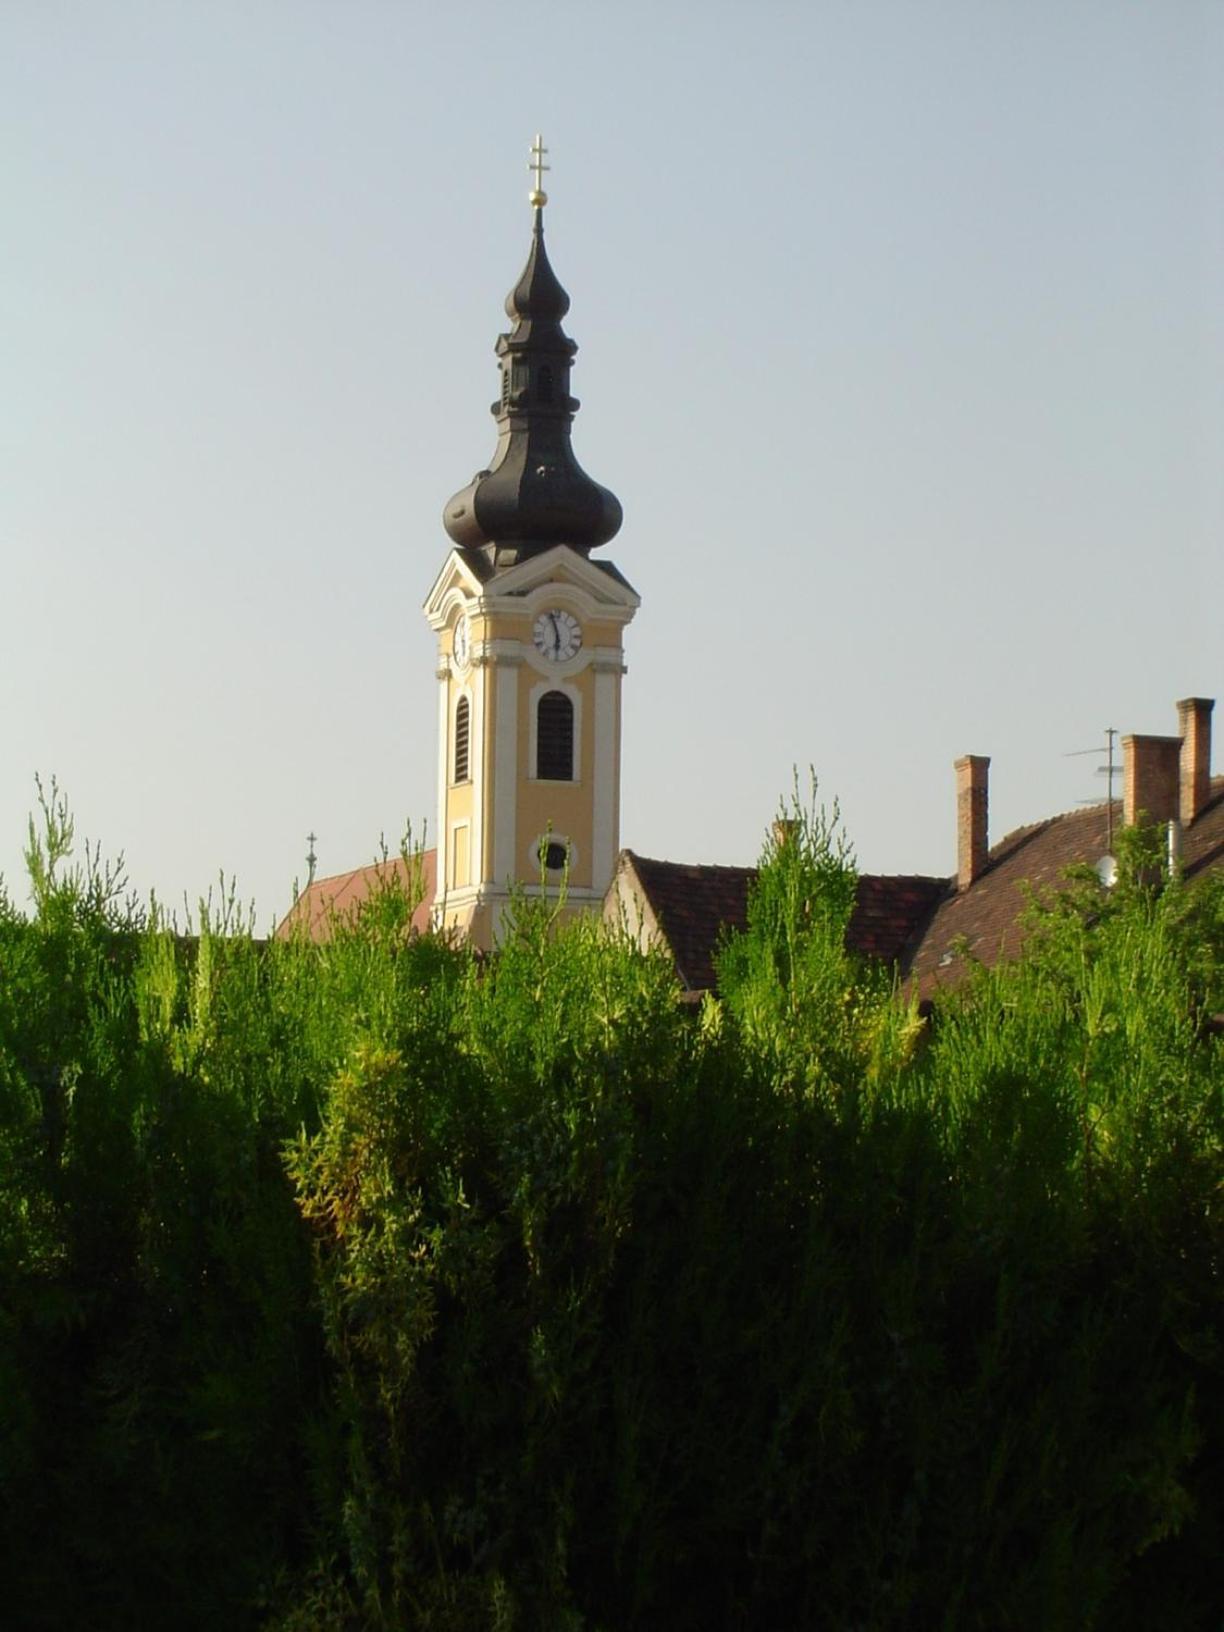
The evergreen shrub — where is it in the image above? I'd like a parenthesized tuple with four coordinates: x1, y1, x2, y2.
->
(0, 788, 1220, 1629)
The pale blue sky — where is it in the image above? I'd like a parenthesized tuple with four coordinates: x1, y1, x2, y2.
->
(4, 1, 1221, 925)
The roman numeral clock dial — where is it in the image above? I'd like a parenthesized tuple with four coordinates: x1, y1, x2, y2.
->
(532, 608, 582, 663)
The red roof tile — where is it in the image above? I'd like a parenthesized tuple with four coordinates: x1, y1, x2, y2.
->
(275, 849, 437, 941)
(625, 854, 756, 991)
(849, 874, 948, 964)
(268, 776, 1224, 997)
(620, 852, 946, 993)
(904, 779, 1224, 998)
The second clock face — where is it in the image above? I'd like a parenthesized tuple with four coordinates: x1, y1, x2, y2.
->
(533, 609, 582, 663)
(452, 614, 471, 669)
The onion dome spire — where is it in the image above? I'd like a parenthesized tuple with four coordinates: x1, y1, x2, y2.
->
(442, 138, 623, 565)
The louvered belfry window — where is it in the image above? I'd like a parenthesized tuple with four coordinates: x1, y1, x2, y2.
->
(453, 696, 470, 783)
(537, 690, 573, 781)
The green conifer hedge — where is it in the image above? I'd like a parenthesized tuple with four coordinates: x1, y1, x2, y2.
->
(1, 788, 1220, 1629)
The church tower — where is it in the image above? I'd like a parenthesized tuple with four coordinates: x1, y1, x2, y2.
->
(423, 141, 639, 947)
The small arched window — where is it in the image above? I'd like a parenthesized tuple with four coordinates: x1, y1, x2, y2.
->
(453, 696, 470, 783)
(537, 364, 554, 404)
(536, 690, 573, 781)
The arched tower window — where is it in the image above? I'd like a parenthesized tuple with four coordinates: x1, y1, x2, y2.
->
(536, 690, 573, 781)
(537, 364, 554, 404)
(453, 696, 470, 783)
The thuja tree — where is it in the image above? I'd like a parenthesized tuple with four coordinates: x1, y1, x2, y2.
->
(0, 789, 415, 1630)
(280, 797, 1223, 1630)
(1, 786, 1221, 1629)
(915, 828, 1224, 1629)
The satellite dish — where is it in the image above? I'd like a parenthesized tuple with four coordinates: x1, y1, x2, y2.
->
(1095, 854, 1118, 889)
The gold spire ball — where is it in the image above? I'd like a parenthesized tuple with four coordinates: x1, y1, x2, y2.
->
(529, 133, 549, 208)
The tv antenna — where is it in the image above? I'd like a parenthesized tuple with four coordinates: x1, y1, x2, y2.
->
(1064, 727, 1120, 854)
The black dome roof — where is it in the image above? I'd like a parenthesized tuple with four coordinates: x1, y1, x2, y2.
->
(442, 209, 622, 561)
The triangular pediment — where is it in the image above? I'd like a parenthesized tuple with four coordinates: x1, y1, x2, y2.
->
(486, 545, 639, 611)
(422, 550, 487, 629)
(425, 544, 639, 631)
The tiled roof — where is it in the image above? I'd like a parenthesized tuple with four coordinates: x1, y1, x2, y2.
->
(275, 850, 437, 941)
(850, 874, 948, 964)
(621, 852, 946, 993)
(625, 854, 756, 992)
(904, 779, 1224, 998)
(268, 778, 1224, 993)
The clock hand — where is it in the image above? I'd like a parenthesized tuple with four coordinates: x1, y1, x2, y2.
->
(549, 613, 561, 657)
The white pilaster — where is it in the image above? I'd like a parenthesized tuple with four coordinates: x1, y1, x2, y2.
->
(471, 655, 487, 888)
(591, 663, 619, 892)
(492, 660, 520, 886)
(434, 667, 449, 917)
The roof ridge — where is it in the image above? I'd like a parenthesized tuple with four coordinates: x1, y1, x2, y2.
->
(859, 871, 948, 887)
(630, 852, 758, 876)
(300, 851, 436, 893)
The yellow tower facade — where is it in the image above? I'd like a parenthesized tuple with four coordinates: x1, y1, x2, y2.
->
(424, 545, 638, 945)
(423, 145, 638, 947)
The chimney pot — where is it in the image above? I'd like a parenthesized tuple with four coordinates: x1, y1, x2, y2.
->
(954, 755, 990, 891)
(772, 819, 798, 850)
(1176, 697, 1214, 825)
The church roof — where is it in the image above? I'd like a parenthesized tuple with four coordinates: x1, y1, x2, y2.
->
(275, 851, 437, 942)
(271, 782, 1224, 994)
(441, 204, 622, 564)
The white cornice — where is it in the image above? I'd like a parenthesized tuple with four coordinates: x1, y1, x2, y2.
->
(464, 636, 626, 683)
(477, 591, 638, 628)
(441, 881, 608, 911)
(426, 545, 640, 634)
(484, 545, 640, 610)
(422, 550, 484, 630)
(474, 639, 525, 665)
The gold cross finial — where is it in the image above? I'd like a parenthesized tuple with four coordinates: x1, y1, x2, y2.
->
(529, 133, 549, 209)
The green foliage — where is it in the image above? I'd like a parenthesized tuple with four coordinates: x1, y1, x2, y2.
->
(1, 788, 1221, 1629)
(715, 780, 923, 1094)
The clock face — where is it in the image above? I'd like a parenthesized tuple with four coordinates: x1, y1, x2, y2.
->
(452, 614, 471, 669)
(533, 608, 582, 663)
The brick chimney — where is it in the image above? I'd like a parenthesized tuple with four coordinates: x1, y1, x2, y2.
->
(1176, 697, 1214, 825)
(772, 819, 798, 850)
(1122, 734, 1180, 828)
(955, 755, 990, 891)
